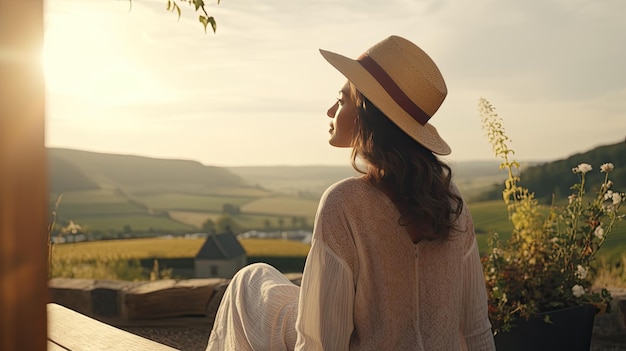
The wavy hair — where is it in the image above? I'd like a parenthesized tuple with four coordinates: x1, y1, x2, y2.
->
(348, 83, 463, 240)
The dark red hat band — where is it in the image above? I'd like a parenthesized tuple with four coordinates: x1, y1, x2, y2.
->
(357, 53, 431, 126)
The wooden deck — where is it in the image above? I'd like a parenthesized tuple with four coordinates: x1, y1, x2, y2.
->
(47, 304, 179, 350)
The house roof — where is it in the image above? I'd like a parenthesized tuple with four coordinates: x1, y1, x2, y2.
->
(195, 232, 246, 259)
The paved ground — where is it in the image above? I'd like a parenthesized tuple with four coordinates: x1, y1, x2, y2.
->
(123, 326, 210, 351)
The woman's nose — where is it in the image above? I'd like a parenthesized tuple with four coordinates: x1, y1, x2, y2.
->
(327, 102, 338, 118)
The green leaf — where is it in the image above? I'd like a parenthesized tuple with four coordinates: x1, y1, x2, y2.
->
(208, 16, 217, 33)
(174, 2, 181, 19)
(199, 15, 209, 33)
(194, 0, 204, 11)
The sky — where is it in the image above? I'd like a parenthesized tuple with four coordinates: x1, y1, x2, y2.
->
(43, 0, 626, 167)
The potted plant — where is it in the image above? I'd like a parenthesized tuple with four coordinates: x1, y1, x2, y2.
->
(478, 98, 625, 350)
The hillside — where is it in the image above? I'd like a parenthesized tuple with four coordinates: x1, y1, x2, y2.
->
(49, 148, 248, 193)
(47, 148, 270, 237)
(47, 148, 509, 236)
(476, 141, 626, 202)
(228, 160, 507, 199)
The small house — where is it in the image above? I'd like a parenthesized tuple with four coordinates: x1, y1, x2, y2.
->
(194, 230, 247, 278)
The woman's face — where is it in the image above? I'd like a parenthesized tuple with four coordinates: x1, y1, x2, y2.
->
(326, 81, 357, 148)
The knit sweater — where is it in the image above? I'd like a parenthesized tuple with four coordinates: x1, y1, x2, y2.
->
(294, 177, 495, 350)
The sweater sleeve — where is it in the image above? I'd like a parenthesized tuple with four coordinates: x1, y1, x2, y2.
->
(294, 236, 355, 351)
(461, 235, 496, 350)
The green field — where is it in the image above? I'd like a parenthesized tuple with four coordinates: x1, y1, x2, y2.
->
(53, 188, 319, 235)
(51, 238, 311, 260)
(134, 193, 256, 212)
(65, 214, 196, 232)
(52, 187, 626, 260)
(240, 196, 319, 217)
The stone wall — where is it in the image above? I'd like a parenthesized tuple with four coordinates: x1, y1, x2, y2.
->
(49, 278, 626, 351)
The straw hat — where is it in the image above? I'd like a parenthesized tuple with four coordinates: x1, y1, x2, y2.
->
(319, 35, 451, 155)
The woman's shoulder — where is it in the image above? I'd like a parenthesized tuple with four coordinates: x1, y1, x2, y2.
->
(326, 176, 367, 192)
(319, 177, 377, 208)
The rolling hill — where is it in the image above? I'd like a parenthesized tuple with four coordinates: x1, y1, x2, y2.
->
(48, 143, 624, 240)
(49, 148, 248, 193)
(475, 141, 626, 202)
(48, 148, 272, 236)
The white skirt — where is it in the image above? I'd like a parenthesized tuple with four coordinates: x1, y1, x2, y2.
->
(206, 263, 300, 351)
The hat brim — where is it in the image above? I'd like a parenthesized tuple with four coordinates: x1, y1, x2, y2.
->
(319, 49, 451, 155)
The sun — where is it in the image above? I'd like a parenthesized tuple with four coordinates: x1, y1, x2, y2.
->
(42, 2, 169, 106)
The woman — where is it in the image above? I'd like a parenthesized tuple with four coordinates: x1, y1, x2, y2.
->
(206, 35, 495, 350)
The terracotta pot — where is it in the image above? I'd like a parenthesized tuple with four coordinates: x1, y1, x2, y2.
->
(494, 304, 598, 351)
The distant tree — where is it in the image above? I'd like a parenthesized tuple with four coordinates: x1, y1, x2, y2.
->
(202, 218, 217, 234)
(263, 218, 271, 230)
(222, 203, 240, 215)
(299, 217, 308, 229)
(278, 217, 285, 230)
(291, 216, 298, 229)
(216, 215, 238, 233)
(123, 224, 133, 234)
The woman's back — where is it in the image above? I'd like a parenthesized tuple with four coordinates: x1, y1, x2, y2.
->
(296, 177, 492, 350)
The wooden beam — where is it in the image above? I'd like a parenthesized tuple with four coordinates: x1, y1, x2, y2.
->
(0, 0, 47, 350)
(48, 304, 179, 350)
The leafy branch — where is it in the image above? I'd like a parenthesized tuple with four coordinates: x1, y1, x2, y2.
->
(167, 0, 220, 33)
(126, 0, 222, 34)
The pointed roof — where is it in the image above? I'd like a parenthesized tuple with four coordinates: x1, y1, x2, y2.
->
(195, 231, 246, 259)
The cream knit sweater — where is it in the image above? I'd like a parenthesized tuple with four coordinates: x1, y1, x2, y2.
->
(207, 177, 496, 351)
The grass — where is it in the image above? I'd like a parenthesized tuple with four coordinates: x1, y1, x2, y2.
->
(134, 193, 256, 212)
(65, 214, 195, 232)
(241, 196, 319, 217)
(168, 210, 218, 229)
(51, 189, 127, 204)
(58, 203, 146, 216)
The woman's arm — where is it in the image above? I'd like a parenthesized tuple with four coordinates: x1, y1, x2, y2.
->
(461, 235, 496, 350)
(294, 237, 355, 351)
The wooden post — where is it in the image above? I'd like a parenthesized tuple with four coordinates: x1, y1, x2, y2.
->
(0, 0, 47, 350)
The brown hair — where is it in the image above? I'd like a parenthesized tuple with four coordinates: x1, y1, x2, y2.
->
(349, 83, 463, 240)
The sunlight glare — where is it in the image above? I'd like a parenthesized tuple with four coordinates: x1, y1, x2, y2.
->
(43, 5, 169, 106)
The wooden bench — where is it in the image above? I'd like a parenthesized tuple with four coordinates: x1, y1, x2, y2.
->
(47, 303, 179, 350)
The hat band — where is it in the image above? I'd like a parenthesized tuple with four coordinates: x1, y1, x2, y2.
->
(357, 54, 431, 125)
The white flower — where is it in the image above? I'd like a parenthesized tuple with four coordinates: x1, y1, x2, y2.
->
(600, 163, 614, 173)
(605, 190, 614, 201)
(576, 265, 588, 280)
(613, 192, 623, 205)
(594, 226, 604, 239)
(606, 180, 613, 189)
(572, 285, 585, 298)
(573, 163, 592, 174)
(568, 194, 577, 204)
(550, 237, 559, 243)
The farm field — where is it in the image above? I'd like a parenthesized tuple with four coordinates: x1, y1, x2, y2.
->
(52, 187, 626, 259)
(133, 193, 256, 212)
(51, 238, 312, 260)
(240, 196, 319, 217)
(53, 188, 319, 235)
